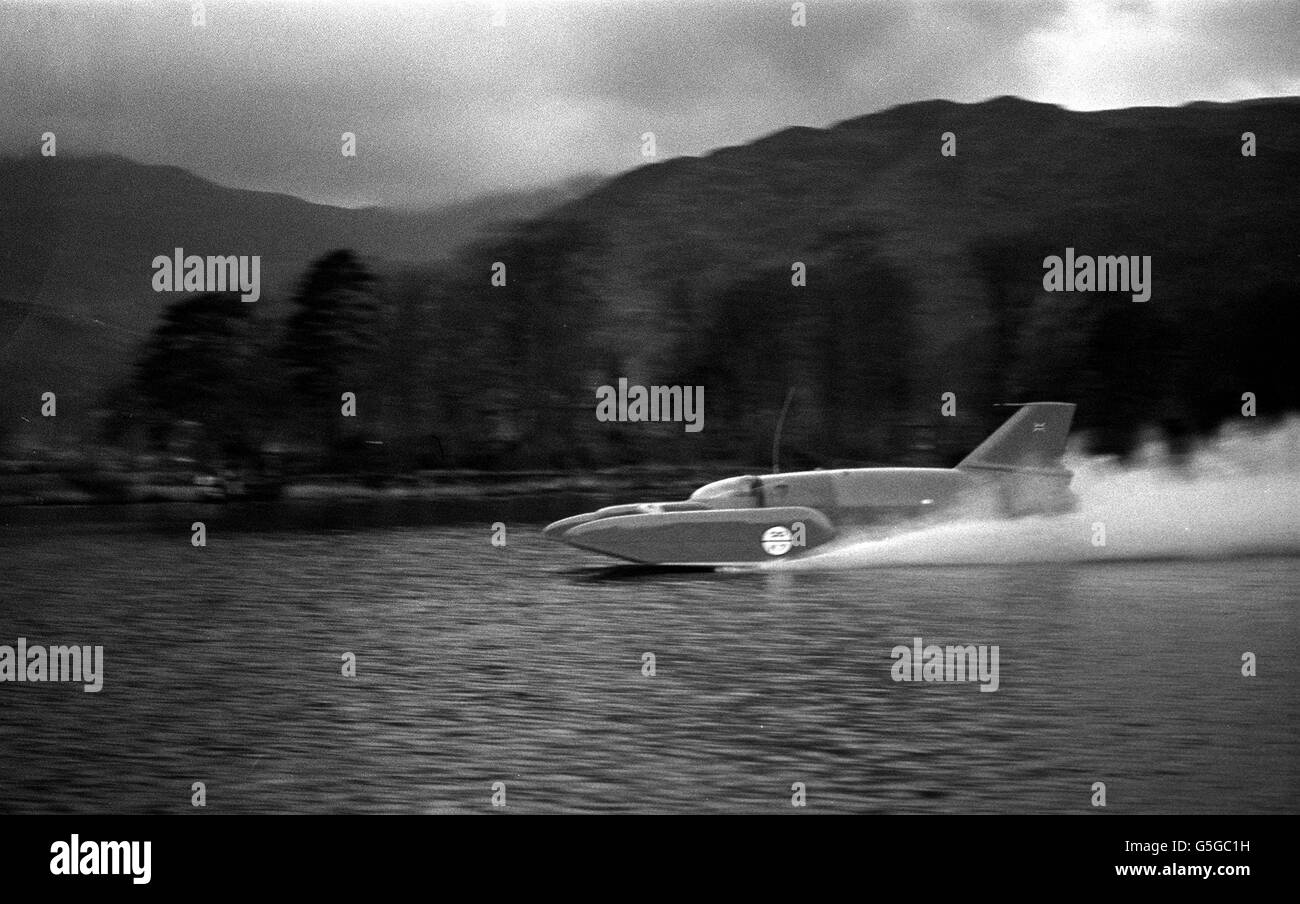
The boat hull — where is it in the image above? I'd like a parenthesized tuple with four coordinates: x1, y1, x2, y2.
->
(548, 506, 837, 565)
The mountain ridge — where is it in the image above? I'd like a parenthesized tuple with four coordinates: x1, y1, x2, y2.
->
(3, 95, 1297, 460)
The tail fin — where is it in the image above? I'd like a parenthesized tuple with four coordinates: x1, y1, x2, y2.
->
(958, 402, 1076, 473)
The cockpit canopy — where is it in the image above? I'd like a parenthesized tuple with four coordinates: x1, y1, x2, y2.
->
(689, 475, 761, 506)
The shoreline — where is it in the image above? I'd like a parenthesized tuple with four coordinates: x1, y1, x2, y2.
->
(0, 466, 731, 507)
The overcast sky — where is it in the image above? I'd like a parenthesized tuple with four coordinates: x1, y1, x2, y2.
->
(2, 0, 1297, 209)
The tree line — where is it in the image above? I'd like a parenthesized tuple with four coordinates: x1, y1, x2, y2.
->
(105, 221, 1299, 475)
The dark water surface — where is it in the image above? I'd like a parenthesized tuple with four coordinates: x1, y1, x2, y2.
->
(1, 501, 1296, 813)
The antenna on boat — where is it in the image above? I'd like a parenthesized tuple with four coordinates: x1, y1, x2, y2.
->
(772, 387, 796, 474)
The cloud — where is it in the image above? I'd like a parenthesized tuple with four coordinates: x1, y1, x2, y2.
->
(0, 0, 1294, 208)
(1023, 0, 1300, 110)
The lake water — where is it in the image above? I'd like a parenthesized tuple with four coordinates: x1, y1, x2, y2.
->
(1, 500, 1295, 813)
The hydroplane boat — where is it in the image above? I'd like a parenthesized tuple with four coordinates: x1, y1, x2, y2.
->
(543, 402, 1078, 566)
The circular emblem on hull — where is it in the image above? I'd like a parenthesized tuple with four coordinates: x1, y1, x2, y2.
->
(761, 526, 793, 556)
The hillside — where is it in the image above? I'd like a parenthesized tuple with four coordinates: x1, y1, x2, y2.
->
(3, 96, 1298, 467)
(442, 95, 1299, 463)
(0, 156, 601, 446)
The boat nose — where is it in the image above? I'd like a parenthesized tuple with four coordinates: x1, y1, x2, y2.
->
(543, 512, 598, 541)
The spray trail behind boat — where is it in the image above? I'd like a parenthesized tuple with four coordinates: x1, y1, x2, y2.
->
(761, 419, 1300, 570)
